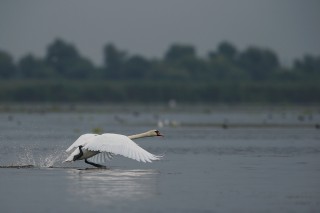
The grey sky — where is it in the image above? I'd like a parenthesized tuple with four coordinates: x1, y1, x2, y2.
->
(1, 0, 320, 65)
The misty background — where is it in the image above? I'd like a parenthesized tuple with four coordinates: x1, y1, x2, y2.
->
(0, 0, 320, 103)
(1, 0, 320, 65)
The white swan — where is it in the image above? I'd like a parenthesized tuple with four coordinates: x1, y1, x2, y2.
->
(64, 130, 163, 168)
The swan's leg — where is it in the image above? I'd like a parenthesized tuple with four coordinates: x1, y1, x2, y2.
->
(84, 159, 106, 168)
(73, 146, 84, 161)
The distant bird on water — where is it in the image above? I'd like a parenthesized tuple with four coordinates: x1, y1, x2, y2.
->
(64, 130, 163, 168)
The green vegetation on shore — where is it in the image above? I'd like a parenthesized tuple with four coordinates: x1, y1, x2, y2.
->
(0, 39, 319, 103)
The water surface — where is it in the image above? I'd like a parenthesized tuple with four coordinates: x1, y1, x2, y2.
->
(0, 107, 319, 212)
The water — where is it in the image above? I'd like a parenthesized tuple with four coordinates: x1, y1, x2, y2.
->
(0, 106, 320, 212)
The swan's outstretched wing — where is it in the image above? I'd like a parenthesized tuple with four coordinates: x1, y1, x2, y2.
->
(66, 133, 98, 153)
(84, 133, 161, 163)
(64, 147, 81, 162)
(88, 152, 114, 163)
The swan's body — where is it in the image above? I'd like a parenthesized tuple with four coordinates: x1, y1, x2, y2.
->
(64, 130, 162, 168)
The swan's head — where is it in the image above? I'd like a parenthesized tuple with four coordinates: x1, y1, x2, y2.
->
(150, 129, 163, 137)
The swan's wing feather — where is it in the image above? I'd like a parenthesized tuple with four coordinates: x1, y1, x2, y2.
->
(66, 134, 98, 153)
(84, 134, 161, 163)
(88, 152, 113, 163)
(64, 147, 80, 162)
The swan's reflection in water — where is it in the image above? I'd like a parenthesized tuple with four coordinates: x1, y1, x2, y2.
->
(66, 169, 159, 205)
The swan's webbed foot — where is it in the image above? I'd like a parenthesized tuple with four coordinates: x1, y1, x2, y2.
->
(84, 159, 106, 169)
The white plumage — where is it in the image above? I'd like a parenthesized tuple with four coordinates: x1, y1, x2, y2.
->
(66, 133, 98, 153)
(85, 134, 160, 162)
(64, 130, 163, 167)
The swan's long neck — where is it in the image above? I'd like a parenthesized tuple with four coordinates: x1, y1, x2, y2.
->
(128, 131, 153, 140)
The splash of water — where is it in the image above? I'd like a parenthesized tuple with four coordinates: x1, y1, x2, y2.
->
(17, 147, 36, 166)
(39, 149, 66, 167)
(17, 146, 67, 168)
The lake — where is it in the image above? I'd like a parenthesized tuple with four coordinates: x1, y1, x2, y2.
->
(0, 105, 319, 213)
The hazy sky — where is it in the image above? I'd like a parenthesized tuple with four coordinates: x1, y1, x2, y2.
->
(1, 0, 319, 65)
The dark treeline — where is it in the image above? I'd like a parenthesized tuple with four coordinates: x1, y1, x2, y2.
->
(0, 38, 320, 103)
